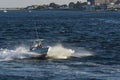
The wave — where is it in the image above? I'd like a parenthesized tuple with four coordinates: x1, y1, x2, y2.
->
(72, 50, 93, 58)
(0, 44, 93, 61)
(46, 44, 75, 59)
(0, 46, 39, 61)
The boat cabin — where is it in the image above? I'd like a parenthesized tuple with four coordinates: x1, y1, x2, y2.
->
(30, 39, 43, 50)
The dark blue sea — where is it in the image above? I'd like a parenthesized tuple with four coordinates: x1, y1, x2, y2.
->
(0, 10, 120, 80)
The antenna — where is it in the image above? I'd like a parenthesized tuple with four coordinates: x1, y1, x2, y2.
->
(35, 22, 39, 39)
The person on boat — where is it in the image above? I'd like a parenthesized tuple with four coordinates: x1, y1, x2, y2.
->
(30, 39, 46, 51)
(37, 44, 43, 48)
(30, 42, 43, 50)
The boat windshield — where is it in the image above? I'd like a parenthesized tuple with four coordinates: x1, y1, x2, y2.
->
(32, 39, 44, 48)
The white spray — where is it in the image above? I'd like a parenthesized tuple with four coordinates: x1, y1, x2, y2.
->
(46, 44, 75, 59)
(0, 46, 40, 61)
(0, 44, 93, 61)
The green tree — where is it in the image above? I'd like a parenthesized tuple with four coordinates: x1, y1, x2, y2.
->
(49, 3, 59, 9)
(69, 2, 76, 9)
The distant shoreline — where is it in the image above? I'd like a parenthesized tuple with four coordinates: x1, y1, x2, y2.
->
(0, 9, 119, 12)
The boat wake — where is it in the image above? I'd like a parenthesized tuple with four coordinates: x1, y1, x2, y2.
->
(0, 47, 39, 61)
(44, 44, 93, 59)
(0, 44, 93, 61)
(72, 47, 93, 58)
(46, 44, 74, 59)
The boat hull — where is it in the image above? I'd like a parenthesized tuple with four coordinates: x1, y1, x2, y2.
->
(30, 47, 49, 55)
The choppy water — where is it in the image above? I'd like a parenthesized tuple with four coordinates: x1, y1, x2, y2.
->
(0, 10, 120, 80)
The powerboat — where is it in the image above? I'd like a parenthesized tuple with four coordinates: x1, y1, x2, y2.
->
(30, 39, 49, 57)
(3, 10, 7, 13)
(29, 23, 49, 59)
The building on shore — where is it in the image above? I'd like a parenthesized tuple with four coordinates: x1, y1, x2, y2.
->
(87, 0, 119, 5)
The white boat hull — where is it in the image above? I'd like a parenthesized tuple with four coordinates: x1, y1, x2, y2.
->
(30, 47, 49, 55)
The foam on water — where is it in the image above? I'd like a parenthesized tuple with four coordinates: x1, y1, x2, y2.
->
(0, 46, 40, 61)
(46, 44, 93, 59)
(72, 50, 93, 58)
(0, 44, 93, 61)
(46, 44, 75, 59)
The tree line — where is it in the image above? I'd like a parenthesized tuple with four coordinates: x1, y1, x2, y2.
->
(27, 1, 88, 10)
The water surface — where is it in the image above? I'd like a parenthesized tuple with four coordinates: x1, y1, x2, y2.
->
(0, 10, 120, 80)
